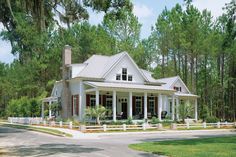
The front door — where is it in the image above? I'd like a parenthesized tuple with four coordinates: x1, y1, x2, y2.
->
(122, 102, 127, 119)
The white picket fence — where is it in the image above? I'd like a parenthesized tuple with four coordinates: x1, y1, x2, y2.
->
(82, 122, 236, 132)
(176, 122, 236, 129)
(8, 117, 43, 125)
(81, 123, 164, 132)
(7, 117, 236, 132)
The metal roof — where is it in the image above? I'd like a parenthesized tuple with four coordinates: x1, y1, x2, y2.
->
(85, 81, 175, 93)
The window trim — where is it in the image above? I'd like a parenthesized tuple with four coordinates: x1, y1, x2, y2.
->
(90, 95, 96, 108)
(105, 96, 112, 110)
(148, 96, 155, 114)
(135, 96, 142, 114)
(122, 68, 127, 81)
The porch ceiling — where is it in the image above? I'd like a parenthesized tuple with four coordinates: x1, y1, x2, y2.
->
(42, 96, 58, 103)
(175, 92, 199, 99)
(84, 81, 175, 94)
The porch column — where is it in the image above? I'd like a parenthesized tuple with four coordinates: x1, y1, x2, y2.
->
(113, 90, 117, 121)
(165, 96, 169, 114)
(163, 95, 168, 111)
(171, 95, 175, 121)
(195, 99, 198, 121)
(49, 101, 52, 118)
(129, 91, 133, 119)
(79, 81, 83, 120)
(41, 102, 44, 118)
(144, 92, 147, 119)
(176, 97, 179, 120)
(158, 94, 162, 121)
(96, 89, 99, 107)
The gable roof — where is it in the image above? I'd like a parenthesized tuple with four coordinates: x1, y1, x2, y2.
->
(74, 52, 160, 82)
(102, 52, 149, 81)
(75, 52, 125, 79)
(157, 76, 190, 93)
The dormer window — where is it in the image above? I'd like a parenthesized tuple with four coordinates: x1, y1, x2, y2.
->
(128, 75, 132, 81)
(122, 68, 127, 81)
(174, 86, 182, 92)
(116, 74, 121, 80)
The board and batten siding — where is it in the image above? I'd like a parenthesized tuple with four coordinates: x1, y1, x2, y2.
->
(171, 79, 189, 93)
(104, 55, 145, 83)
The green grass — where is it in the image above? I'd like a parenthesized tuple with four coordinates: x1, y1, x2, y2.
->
(0, 148, 7, 156)
(129, 136, 236, 157)
(0, 123, 72, 137)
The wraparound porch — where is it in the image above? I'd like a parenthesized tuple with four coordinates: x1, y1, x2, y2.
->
(82, 81, 199, 122)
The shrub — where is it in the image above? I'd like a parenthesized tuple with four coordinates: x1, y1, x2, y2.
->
(110, 121, 123, 125)
(6, 96, 41, 117)
(150, 117, 159, 124)
(85, 105, 107, 125)
(206, 116, 219, 123)
(125, 116, 133, 125)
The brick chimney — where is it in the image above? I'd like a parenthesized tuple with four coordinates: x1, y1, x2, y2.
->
(61, 45, 72, 119)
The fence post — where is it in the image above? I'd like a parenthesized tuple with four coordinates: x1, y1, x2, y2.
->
(186, 122, 190, 129)
(43, 120, 46, 126)
(80, 125, 86, 132)
(123, 124, 126, 131)
(52, 121, 56, 127)
(10, 118, 13, 124)
(69, 121, 73, 129)
(59, 121, 63, 127)
(217, 122, 220, 128)
(203, 122, 206, 129)
(170, 123, 177, 130)
(103, 124, 107, 132)
(157, 123, 163, 130)
(142, 123, 146, 130)
(234, 122, 236, 127)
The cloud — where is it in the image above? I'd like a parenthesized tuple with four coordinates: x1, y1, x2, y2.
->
(133, 3, 154, 19)
(192, 0, 231, 17)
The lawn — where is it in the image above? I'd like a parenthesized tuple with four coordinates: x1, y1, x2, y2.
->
(129, 136, 236, 157)
(0, 123, 72, 137)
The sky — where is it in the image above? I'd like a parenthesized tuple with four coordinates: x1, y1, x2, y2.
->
(0, 0, 231, 64)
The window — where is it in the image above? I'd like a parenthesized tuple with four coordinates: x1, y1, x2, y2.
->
(149, 97, 155, 114)
(128, 75, 132, 81)
(90, 95, 96, 108)
(116, 74, 121, 80)
(122, 68, 127, 80)
(135, 96, 142, 114)
(105, 96, 112, 110)
(174, 86, 182, 92)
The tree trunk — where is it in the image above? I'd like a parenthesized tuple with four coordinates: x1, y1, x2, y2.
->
(174, 52, 177, 75)
(162, 54, 165, 77)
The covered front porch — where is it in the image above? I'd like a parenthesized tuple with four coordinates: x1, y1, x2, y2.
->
(83, 81, 199, 122)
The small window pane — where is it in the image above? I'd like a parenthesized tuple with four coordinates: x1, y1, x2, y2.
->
(122, 68, 127, 80)
(116, 74, 121, 80)
(128, 75, 132, 81)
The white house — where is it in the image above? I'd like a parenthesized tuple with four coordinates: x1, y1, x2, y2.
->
(42, 45, 199, 122)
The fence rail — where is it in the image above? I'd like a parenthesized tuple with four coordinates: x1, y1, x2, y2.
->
(7, 117, 236, 132)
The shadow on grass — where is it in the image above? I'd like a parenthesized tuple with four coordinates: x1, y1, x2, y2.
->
(7, 143, 103, 156)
